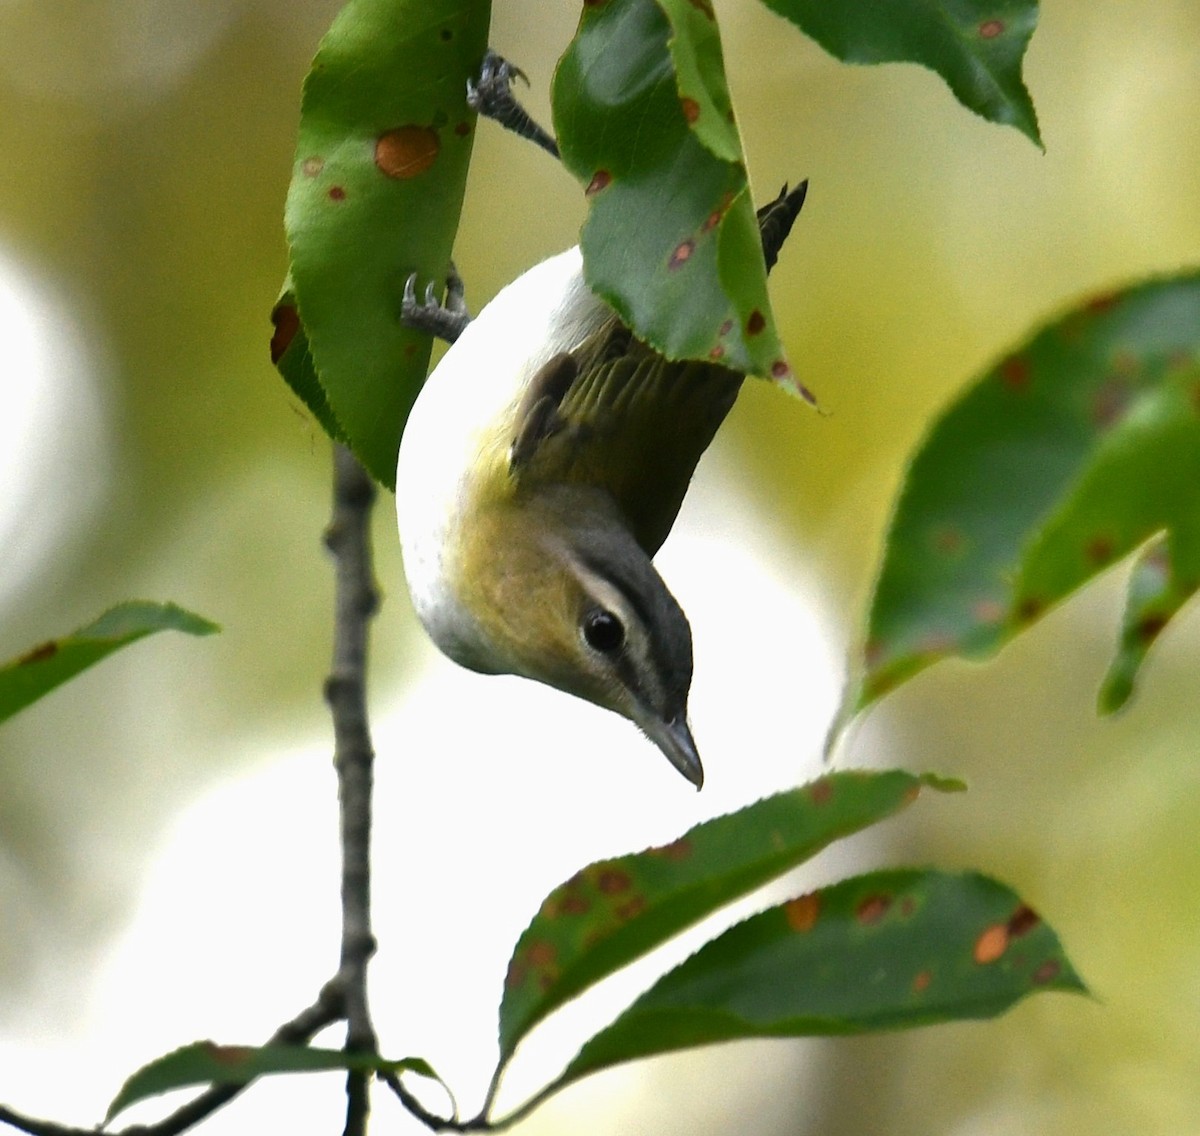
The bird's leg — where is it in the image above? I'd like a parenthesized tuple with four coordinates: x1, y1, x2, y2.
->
(468, 49, 560, 160)
(401, 264, 472, 344)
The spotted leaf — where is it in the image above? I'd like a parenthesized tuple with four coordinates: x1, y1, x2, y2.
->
(0, 602, 218, 725)
(541, 870, 1083, 1096)
(552, 0, 808, 398)
(834, 272, 1200, 743)
(498, 769, 959, 1062)
(283, 0, 492, 488)
(758, 0, 1041, 146)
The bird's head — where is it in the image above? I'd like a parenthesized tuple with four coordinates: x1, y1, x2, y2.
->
(459, 483, 704, 787)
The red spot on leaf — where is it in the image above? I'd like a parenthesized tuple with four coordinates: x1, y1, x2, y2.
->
(1087, 291, 1120, 314)
(18, 641, 58, 665)
(559, 892, 590, 916)
(586, 169, 612, 196)
(973, 599, 1005, 624)
(771, 360, 790, 379)
(301, 156, 324, 177)
(374, 125, 440, 179)
(719, 319, 733, 337)
(454, 121, 472, 138)
(681, 96, 701, 124)
(1007, 904, 1040, 938)
(270, 302, 300, 364)
(746, 310, 766, 336)
(808, 777, 834, 806)
(526, 940, 556, 967)
(978, 18, 1004, 38)
(999, 355, 1030, 390)
(204, 1043, 256, 1066)
(973, 923, 1009, 964)
(912, 970, 932, 992)
(1032, 959, 1062, 985)
(597, 868, 631, 895)
(856, 895, 892, 925)
(669, 239, 695, 270)
(328, 186, 347, 202)
(785, 893, 820, 932)
(708, 345, 726, 361)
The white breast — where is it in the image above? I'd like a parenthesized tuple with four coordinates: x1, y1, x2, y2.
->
(395, 246, 610, 668)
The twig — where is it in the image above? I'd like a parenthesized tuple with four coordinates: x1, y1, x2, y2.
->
(323, 444, 382, 1136)
(0, 992, 342, 1136)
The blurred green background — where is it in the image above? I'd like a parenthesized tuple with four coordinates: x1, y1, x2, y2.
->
(1, 1, 1198, 1133)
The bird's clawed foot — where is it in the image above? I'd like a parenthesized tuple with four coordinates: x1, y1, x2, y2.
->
(401, 264, 472, 345)
(467, 48, 560, 160)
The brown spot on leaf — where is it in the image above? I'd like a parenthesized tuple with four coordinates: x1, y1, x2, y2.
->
(204, 1043, 256, 1066)
(719, 318, 733, 336)
(18, 641, 58, 665)
(504, 958, 529, 989)
(652, 837, 693, 861)
(668, 239, 696, 269)
(708, 345, 726, 361)
(785, 893, 820, 932)
(933, 527, 964, 555)
(597, 868, 631, 895)
(615, 896, 646, 921)
(857, 894, 892, 925)
(559, 892, 590, 916)
(1086, 535, 1115, 564)
(328, 185, 347, 202)
(973, 923, 1009, 964)
(454, 121, 472, 137)
(1136, 614, 1168, 643)
(301, 156, 324, 177)
(681, 96, 701, 124)
(526, 940, 556, 967)
(999, 355, 1030, 390)
(1016, 596, 1044, 623)
(808, 777, 834, 806)
(586, 169, 612, 196)
(899, 895, 917, 917)
(746, 310, 766, 336)
(1032, 959, 1062, 985)
(1092, 377, 1131, 428)
(375, 125, 440, 179)
(439, 26, 453, 41)
(270, 302, 300, 364)
(771, 360, 790, 379)
(978, 18, 1004, 38)
(912, 970, 932, 992)
(1007, 904, 1040, 938)
(1087, 292, 1120, 314)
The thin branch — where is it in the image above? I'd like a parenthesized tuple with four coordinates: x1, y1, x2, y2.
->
(323, 444, 382, 1136)
(0, 992, 343, 1136)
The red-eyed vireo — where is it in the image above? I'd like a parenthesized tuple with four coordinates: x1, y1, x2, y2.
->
(396, 185, 806, 788)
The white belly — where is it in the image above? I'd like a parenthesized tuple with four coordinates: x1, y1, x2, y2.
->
(395, 246, 610, 669)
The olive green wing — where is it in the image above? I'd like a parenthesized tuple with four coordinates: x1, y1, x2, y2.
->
(510, 318, 742, 557)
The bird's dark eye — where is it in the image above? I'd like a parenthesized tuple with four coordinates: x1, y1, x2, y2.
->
(583, 608, 625, 652)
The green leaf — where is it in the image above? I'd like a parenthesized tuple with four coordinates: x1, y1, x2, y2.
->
(270, 281, 346, 446)
(106, 1042, 440, 1123)
(835, 273, 1200, 738)
(283, 0, 492, 488)
(498, 769, 959, 1062)
(759, 0, 1041, 146)
(546, 869, 1084, 1093)
(552, 0, 807, 398)
(0, 602, 218, 725)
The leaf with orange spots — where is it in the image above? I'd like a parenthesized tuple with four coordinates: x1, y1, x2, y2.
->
(497, 769, 959, 1063)
(271, 281, 347, 447)
(552, 0, 805, 395)
(531, 870, 1083, 1102)
(834, 271, 1200, 745)
(758, 0, 1041, 146)
(0, 602, 218, 726)
(283, 0, 492, 488)
(106, 1041, 441, 1123)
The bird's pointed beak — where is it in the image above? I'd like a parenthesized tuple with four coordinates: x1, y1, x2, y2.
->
(644, 714, 704, 790)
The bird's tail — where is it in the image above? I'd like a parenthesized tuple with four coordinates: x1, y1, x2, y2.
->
(757, 180, 809, 274)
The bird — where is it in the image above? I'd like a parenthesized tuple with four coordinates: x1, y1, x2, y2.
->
(396, 183, 807, 789)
